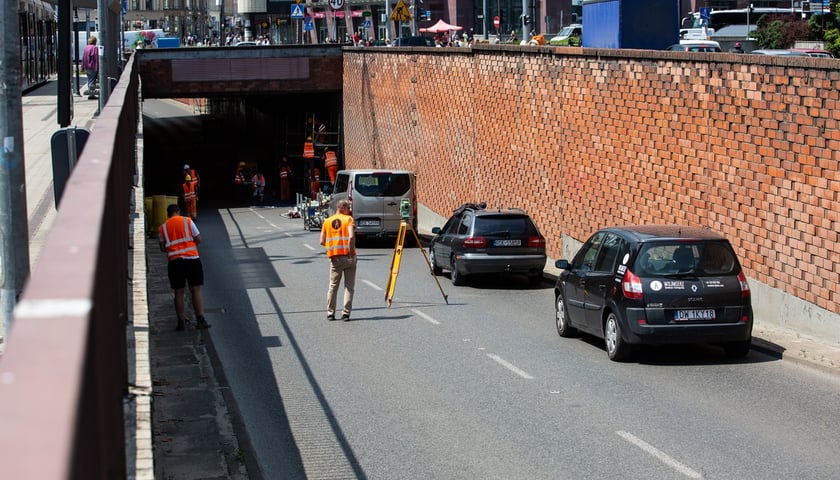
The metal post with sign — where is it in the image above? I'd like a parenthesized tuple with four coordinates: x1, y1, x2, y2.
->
(329, 0, 344, 42)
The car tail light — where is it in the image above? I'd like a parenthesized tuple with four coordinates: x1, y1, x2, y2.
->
(737, 270, 751, 298)
(528, 235, 545, 247)
(463, 237, 486, 248)
(622, 269, 644, 300)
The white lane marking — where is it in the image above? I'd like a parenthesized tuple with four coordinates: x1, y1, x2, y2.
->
(284, 232, 293, 237)
(362, 279, 382, 291)
(486, 354, 534, 380)
(616, 431, 703, 479)
(410, 308, 440, 325)
(303, 244, 316, 251)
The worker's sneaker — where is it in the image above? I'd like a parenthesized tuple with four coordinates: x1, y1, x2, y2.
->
(341, 314, 350, 322)
(327, 315, 335, 321)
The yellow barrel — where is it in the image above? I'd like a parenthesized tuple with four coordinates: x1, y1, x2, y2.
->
(151, 195, 168, 234)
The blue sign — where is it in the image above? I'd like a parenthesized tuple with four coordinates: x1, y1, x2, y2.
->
(363, 19, 371, 28)
(699, 7, 711, 21)
(304, 20, 314, 31)
(291, 4, 305, 19)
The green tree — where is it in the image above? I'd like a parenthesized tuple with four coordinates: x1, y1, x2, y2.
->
(752, 14, 814, 48)
(816, 1, 840, 56)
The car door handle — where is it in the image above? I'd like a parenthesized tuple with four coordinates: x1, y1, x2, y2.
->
(387, 202, 398, 206)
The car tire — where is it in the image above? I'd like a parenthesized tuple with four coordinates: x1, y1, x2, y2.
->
(723, 338, 751, 358)
(429, 248, 442, 276)
(604, 313, 633, 361)
(528, 273, 543, 286)
(555, 293, 576, 337)
(450, 257, 467, 286)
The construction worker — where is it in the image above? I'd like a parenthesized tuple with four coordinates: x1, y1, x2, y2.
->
(158, 204, 209, 330)
(252, 168, 266, 205)
(309, 167, 321, 199)
(184, 164, 200, 191)
(303, 136, 315, 160)
(319, 199, 356, 321)
(183, 174, 198, 220)
(278, 157, 292, 203)
(234, 161, 247, 185)
(324, 149, 339, 184)
(307, 117, 327, 145)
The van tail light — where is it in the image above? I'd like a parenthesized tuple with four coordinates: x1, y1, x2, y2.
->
(528, 235, 546, 248)
(622, 269, 644, 300)
(737, 270, 751, 298)
(463, 237, 486, 248)
(347, 182, 353, 211)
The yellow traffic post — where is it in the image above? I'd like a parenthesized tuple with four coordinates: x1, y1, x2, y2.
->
(385, 200, 449, 307)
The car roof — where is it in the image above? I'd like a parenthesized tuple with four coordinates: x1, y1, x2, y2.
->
(789, 48, 834, 57)
(679, 39, 721, 47)
(452, 202, 530, 217)
(751, 49, 808, 56)
(601, 225, 728, 242)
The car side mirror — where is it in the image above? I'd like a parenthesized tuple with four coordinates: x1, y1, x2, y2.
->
(555, 259, 570, 270)
(432, 227, 441, 234)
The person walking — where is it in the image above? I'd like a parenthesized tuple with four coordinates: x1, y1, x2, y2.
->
(320, 199, 356, 321)
(82, 36, 99, 99)
(159, 204, 209, 331)
(252, 168, 266, 204)
(184, 164, 200, 192)
(729, 42, 744, 53)
(182, 174, 198, 220)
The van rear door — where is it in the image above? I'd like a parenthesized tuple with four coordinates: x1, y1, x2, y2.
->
(353, 172, 414, 235)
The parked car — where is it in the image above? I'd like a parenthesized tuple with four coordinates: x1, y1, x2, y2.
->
(549, 24, 582, 46)
(553, 225, 752, 361)
(666, 40, 722, 52)
(788, 48, 834, 58)
(429, 202, 547, 286)
(392, 36, 434, 47)
(329, 169, 416, 240)
(234, 41, 258, 47)
(750, 49, 808, 56)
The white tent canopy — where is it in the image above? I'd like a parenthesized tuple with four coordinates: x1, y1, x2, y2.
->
(419, 19, 464, 33)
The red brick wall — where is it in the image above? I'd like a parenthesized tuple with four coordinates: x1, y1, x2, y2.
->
(342, 46, 840, 315)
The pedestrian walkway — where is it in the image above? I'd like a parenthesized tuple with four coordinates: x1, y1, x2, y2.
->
(15, 79, 840, 480)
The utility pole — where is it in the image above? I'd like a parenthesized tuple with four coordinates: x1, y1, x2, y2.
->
(0, 0, 32, 344)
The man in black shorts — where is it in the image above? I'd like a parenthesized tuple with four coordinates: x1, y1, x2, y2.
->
(159, 204, 209, 330)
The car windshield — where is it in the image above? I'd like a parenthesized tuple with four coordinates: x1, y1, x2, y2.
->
(474, 215, 535, 236)
(635, 242, 738, 276)
(557, 26, 576, 37)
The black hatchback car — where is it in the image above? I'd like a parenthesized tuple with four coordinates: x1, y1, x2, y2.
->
(554, 225, 752, 361)
(429, 203, 547, 286)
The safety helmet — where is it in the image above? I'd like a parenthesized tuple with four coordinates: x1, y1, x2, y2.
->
(183, 164, 190, 170)
(238, 161, 246, 166)
(185, 175, 192, 181)
(306, 136, 313, 141)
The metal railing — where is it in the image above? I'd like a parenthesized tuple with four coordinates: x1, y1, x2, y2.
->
(0, 55, 140, 479)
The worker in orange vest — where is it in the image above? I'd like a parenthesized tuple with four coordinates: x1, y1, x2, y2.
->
(309, 167, 321, 199)
(324, 149, 339, 183)
(252, 169, 266, 205)
(183, 174, 198, 220)
(278, 157, 292, 203)
(319, 199, 356, 321)
(158, 204, 209, 330)
(303, 136, 315, 160)
(184, 164, 200, 191)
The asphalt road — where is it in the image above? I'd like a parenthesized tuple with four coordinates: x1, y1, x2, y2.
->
(192, 206, 840, 480)
(144, 100, 840, 480)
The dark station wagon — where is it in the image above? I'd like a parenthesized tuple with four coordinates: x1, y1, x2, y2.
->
(554, 225, 752, 361)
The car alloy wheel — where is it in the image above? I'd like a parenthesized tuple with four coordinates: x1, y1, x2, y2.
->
(555, 294, 575, 337)
(450, 257, 466, 286)
(604, 313, 632, 361)
(429, 248, 442, 276)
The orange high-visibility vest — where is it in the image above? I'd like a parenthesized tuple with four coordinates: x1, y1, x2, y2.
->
(303, 141, 315, 159)
(160, 216, 199, 260)
(183, 181, 196, 200)
(324, 151, 338, 169)
(279, 165, 290, 178)
(234, 168, 245, 184)
(185, 168, 199, 187)
(322, 213, 355, 257)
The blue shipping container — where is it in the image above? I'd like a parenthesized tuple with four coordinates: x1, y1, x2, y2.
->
(157, 37, 180, 48)
(582, 0, 679, 50)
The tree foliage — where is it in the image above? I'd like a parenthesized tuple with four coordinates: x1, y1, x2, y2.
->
(752, 14, 814, 48)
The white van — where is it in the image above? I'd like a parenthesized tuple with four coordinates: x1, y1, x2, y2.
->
(329, 170, 417, 239)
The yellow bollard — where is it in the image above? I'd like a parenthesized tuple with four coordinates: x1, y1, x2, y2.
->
(151, 195, 168, 235)
(144, 197, 153, 232)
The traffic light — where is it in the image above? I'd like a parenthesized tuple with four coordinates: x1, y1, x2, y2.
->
(522, 15, 531, 25)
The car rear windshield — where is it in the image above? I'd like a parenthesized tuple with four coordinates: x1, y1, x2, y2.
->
(474, 215, 538, 237)
(354, 173, 411, 197)
(635, 241, 739, 276)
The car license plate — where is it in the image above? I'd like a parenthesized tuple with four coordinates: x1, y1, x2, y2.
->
(358, 219, 380, 227)
(493, 239, 521, 247)
(674, 309, 716, 321)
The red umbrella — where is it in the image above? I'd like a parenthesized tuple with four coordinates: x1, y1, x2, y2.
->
(419, 19, 464, 33)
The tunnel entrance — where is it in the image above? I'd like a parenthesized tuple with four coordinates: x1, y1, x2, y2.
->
(143, 92, 343, 209)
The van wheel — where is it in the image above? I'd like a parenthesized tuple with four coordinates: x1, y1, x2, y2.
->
(450, 257, 467, 286)
(604, 313, 633, 361)
(429, 248, 442, 276)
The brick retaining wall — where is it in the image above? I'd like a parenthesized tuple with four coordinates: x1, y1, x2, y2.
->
(342, 45, 840, 337)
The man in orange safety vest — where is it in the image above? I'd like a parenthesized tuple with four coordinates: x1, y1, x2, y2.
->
(324, 149, 339, 183)
(319, 199, 356, 321)
(278, 157, 292, 203)
(183, 174, 198, 220)
(159, 204, 209, 330)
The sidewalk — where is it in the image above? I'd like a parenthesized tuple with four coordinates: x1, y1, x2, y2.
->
(19, 79, 840, 480)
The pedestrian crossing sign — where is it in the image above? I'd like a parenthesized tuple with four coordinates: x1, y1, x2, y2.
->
(291, 3, 305, 19)
(390, 0, 412, 22)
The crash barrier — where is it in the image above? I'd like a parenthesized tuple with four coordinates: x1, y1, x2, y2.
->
(0, 54, 141, 478)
